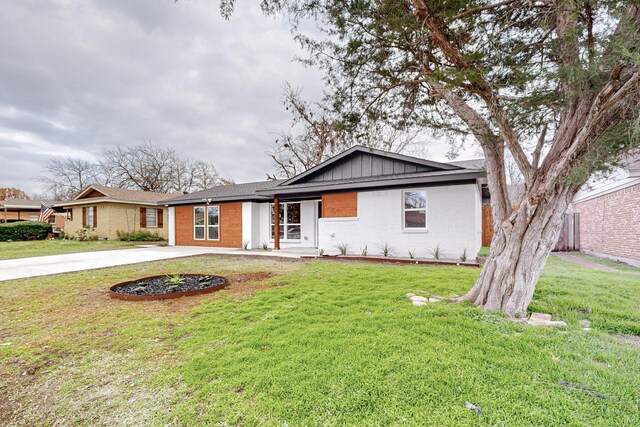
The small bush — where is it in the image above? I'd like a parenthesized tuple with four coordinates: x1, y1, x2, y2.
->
(262, 242, 269, 251)
(430, 244, 443, 260)
(243, 240, 249, 250)
(336, 242, 349, 255)
(408, 249, 416, 259)
(116, 230, 163, 242)
(75, 227, 98, 241)
(460, 248, 468, 262)
(166, 274, 185, 285)
(0, 221, 52, 242)
(360, 245, 368, 256)
(318, 248, 325, 256)
(379, 242, 392, 257)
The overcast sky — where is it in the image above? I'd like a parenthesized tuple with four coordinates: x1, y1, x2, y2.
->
(0, 0, 479, 195)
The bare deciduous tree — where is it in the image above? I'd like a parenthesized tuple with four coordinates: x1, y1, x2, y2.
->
(38, 157, 103, 200)
(38, 143, 224, 198)
(268, 83, 423, 178)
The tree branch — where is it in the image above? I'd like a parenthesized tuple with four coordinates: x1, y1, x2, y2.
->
(413, 0, 534, 181)
(532, 123, 548, 169)
(450, 0, 517, 22)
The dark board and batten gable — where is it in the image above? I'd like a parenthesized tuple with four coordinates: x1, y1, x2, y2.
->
(282, 146, 461, 186)
(306, 152, 435, 182)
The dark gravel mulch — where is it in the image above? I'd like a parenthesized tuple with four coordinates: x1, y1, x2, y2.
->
(113, 275, 226, 296)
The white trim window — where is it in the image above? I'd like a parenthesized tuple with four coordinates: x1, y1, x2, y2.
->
(207, 206, 220, 240)
(146, 208, 157, 227)
(403, 190, 427, 229)
(271, 202, 301, 240)
(194, 206, 220, 240)
(194, 207, 205, 240)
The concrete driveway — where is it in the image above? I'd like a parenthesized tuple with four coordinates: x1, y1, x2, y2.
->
(0, 246, 315, 282)
(0, 246, 224, 281)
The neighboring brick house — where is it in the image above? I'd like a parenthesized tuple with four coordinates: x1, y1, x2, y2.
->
(162, 146, 486, 259)
(0, 199, 66, 229)
(56, 185, 178, 240)
(572, 160, 640, 266)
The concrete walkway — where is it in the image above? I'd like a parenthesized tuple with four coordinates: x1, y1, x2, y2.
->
(553, 252, 640, 274)
(0, 246, 315, 282)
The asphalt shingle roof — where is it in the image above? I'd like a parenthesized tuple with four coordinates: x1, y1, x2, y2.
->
(81, 184, 179, 203)
(161, 180, 285, 205)
(448, 159, 485, 170)
(0, 199, 62, 208)
(161, 153, 486, 205)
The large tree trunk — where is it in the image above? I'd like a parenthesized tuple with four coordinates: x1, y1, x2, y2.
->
(460, 183, 578, 317)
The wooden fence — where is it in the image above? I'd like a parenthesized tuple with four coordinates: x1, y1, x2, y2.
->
(482, 205, 493, 246)
(553, 212, 580, 252)
(482, 205, 579, 252)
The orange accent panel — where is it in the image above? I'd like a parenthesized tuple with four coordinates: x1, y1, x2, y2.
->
(175, 203, 243, 247)
(322, 192, 358, 218)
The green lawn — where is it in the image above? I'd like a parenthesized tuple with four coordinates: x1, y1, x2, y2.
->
(0, 239, 165, 260)
(1, 256, 639, 426)
(478, 246, 490, 257)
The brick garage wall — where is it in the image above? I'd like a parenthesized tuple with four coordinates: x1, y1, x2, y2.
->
(322, 192, 357, 218)
(573, 183, 640, 261)
(175, 203, 242, 247)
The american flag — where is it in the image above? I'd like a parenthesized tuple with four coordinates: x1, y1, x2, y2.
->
(38, 202, 55, 223)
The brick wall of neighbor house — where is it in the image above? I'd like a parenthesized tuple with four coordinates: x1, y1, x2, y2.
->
(0, 210, 41, 222)
(53, 213, 66, 229)
(573, 183, 640, 262)
(322, 192, 358, 218)
(63, 203, 169, 240)
(175, 203, 243, 247)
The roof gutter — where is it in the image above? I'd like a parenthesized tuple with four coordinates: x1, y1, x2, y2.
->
(161, 195, 274, 207)
(258, 172, 485, 196)
(54, 199, 164, 208)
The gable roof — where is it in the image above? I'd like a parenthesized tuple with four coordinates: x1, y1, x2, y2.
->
(57, 184, 178, 207)
(281, 145, 462, 186)
(162, 147, 486, 205)
(161, 180, 284, 206)
(260, 167, 484, 197)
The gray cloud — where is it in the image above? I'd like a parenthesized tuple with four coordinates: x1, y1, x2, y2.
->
(0, 0, 326, 193)
(0, 0, 478, 195)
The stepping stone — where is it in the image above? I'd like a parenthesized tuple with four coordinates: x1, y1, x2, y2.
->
(428, 298, 441, 303)
(410, 296, 428, 303)
(528, 312, 567, 327)
(412, 300, 427, 307)
(579, 319, 591, 331)
(406, 293, 416, 298)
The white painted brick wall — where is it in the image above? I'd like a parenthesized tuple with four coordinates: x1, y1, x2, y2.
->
(318, 184, 482, 259)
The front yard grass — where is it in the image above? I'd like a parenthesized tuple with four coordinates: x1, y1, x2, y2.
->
(1, 255, 639, 426)
(0, 239, 165, 260)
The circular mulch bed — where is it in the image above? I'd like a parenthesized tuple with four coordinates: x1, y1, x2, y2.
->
(109, 274, 228, 301)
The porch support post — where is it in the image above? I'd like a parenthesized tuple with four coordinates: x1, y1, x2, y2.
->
(273, 196, 280, 250)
